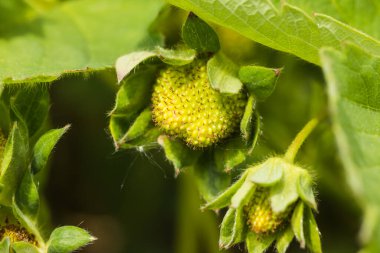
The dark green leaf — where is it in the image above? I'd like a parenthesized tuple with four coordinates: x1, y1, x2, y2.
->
(207, 53, 243, 93)
(119, 108, 154, 144)
(0, 123, 29, 206)
(182, 13, 220, 53)
(47, 226, 95, 253)
(239, 66, 280, 101)
(12, 242, 39, 253)
(158, 135, 201, 174)
(250, 157, 284, 186)
(15, 171, 40, 221)
(246, 231, 276, 253)
(304, 206, 322, 253)
(291, 201, 305, 248)
(32, 125, 70, 174)
(276, 225, 295, 253)
(214, 138, 247, 172)
(155, 46, 196, 66)
(203, 169, 248, 210)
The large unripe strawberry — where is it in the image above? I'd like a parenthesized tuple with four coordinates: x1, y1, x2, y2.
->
(152, 60, 246, 147)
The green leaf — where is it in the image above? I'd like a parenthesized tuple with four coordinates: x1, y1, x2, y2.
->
(230, 178, 256, 209)
(239, 66, 280, 101)
(297, 171, 317, 210)
(158, 135, 201, 174)
(32, 125, 70, 174)
(203, 169, 248, 210)
(246, 231, 276, 253)
(0, 123, 29, 206)
(249, 157, 284, 186)
(0, 0, 163, 85)
(15, 171, 40, 221)
(155, 46, 196, 66)
(119, 108, 154, 144)
(168, 0, 380, 65)
(12, 242, 39, 253)
(276, 225, 294, 253)
(321, 44, 380, 250)
(269, 164, 300, 213)
(240, 96, 256, 142)
(207, 53, 243, 93)
(291, 201, 305, 248)
(0, 237, 10, 253)
(47, 226, 95, 253)
(182, 13, 220, 53)
(219, 207, 246, 249)
(115, 51, 157, 83)
(214, 138, 247, 172)
(304, 206, 322, 253)
(109, 66, 158, 149)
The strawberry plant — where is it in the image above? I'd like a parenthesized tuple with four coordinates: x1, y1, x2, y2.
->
(1, 0, 380, 253)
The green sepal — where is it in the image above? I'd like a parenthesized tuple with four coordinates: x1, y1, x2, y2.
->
(15, 170, 39, 222)
(115, 51, 157, 83)
(109, 66, 157, 149)
(230, 176, 256, 209)
(32, 125, 70, 174)
(0, 237, 10, 253)
(193, 152, 231, 202)
(276, 225, 295, 253)
(182, 12, 220, 53)
(291, 201, 305, 248)
(155, 46, 196, 66)
(297, 171, 317, 210)
(47, 226, 95, 253)
(0, 123, 29, 206)
(203, 169, 248, 210)
(118, 127, 161, 150)
(158, 135, 201, 174)
(246, 231, 276, 253)
(118, 108, 153, 144)
(240, 96, 256, 141)
(304, 206, 322, 253)
(249, 157, 284, 186)
(207, 52, 243, 94)
(214, 138, 247, 173)
(219, 207, 246, 249)
(239, 66, 280, 101)
(12, 242, 39, 253)
(269, 163, 300, 213)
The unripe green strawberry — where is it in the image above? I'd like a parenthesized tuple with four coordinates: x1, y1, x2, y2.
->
(246, 188, 291, 234)
(152, 60, 246, 147)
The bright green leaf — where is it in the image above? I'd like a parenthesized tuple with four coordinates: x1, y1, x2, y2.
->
(291, 201, 305, 248)
(207, 52, 243, 93)
(304, 206, 322, 253)
(0, 0, 163, 85)
(297, 171, 317, 210)
(250, 157, 284, 186)
(155, 46, 196, 66)
(276, 225, 295, 253)
(12, 242, 39, 253)
(32, 125, 70, 174)
(182, 13, 220, 53)
(47, 226, 95, 253)
(0, 237, 10, 253)
(246, 231, 276, 253)
(231, 178, 255, 209)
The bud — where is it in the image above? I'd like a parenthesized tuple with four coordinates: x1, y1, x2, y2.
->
(152, 60, 246, 147)
(246, 187, 291, 234)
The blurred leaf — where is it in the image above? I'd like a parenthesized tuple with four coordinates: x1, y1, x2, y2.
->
(115, 51, 157, 83)
(321, 43, 380, 251)
(32, 125, 70, 174)
(291, 201, 305, 248)
(0, 123, 29, 206)
(239, 66, 280, 101)
(0, 237, 10, 252)
(12, 242, 39, 253)
(304, 206, 322, 253)
(207, 53, 243, 93)
(276, 225, 294, 253)
(47, 226, 95, 253)
(182, 13, 220, 53)
(158, 135, 201, 174)
(15, 171, 40, 221)
(168, 0, 380, 65)
(249, 158, 284, 186)
(246, 231, 276, 253)
(0, 0, 163, 85)
(155, 46, 196, 66)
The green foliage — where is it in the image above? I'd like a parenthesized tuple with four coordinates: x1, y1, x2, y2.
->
(47, 226, 95, 253)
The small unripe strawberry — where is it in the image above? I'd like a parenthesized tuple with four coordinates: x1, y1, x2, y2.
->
(0, 223, 37, 245)
(152, 60, 246, 147)
(246, 188, 291, 234)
